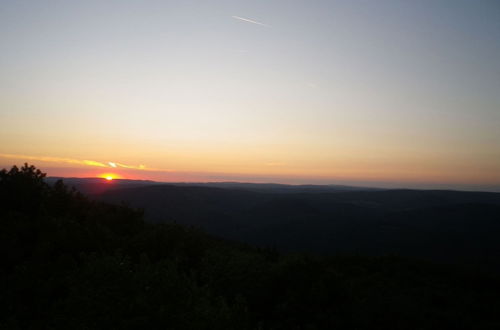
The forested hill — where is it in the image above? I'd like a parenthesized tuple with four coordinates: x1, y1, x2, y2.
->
(2, 164, 500, 329)
(60, 177, 500, 271)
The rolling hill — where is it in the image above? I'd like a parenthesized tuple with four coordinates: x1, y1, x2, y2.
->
(53, 177, 500, 271)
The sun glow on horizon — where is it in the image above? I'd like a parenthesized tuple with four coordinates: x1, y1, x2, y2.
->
(99, 173, 122, 181)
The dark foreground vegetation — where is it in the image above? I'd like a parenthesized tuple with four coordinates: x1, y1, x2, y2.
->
(2, 164, 500, 329)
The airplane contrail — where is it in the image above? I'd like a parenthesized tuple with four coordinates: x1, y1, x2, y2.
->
(232, 16, 270, 27)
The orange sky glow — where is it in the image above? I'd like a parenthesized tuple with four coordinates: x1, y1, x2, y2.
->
(0, 152, 498, 191)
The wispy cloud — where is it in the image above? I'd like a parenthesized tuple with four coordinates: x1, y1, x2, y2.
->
(0, 153, 108, 168)
(82, 160, 108, 167)
(232, 16, 271, 27)
(0, 153, 149, 171)
(113, 162, 146, 170)
(107, 161, 145, 170)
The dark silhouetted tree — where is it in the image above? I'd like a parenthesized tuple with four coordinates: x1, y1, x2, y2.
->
(0, 163, 47, 216)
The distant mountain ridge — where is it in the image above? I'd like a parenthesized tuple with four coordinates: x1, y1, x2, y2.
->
(46, 177, 382, 194)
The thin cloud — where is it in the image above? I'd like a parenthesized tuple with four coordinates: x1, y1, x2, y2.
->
(0, 153, 146, 170)
(83, 160, 108, 167)
(114, 162, 146, 170)
(0, 153, 108, 168)
(108, 161, 146, 170)
(232, 16, 271, 27)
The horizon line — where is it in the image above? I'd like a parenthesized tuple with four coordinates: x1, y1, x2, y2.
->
(45, 175, 500, 193)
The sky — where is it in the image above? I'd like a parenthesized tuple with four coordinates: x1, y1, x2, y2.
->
(1, 0, 499, 191)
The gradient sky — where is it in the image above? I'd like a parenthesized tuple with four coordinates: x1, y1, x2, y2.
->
(1, 0, 499, 190)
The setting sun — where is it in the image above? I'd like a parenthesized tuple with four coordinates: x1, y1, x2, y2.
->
(100, 173, 121, 181)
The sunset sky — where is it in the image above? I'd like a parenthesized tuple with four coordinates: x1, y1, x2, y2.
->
(1, 1, 499, 190)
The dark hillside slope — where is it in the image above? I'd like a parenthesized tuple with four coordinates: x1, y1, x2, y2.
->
(96, 184, 500, 269)
(97, 184, 271, 234)
(2, 164, 500, 329)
